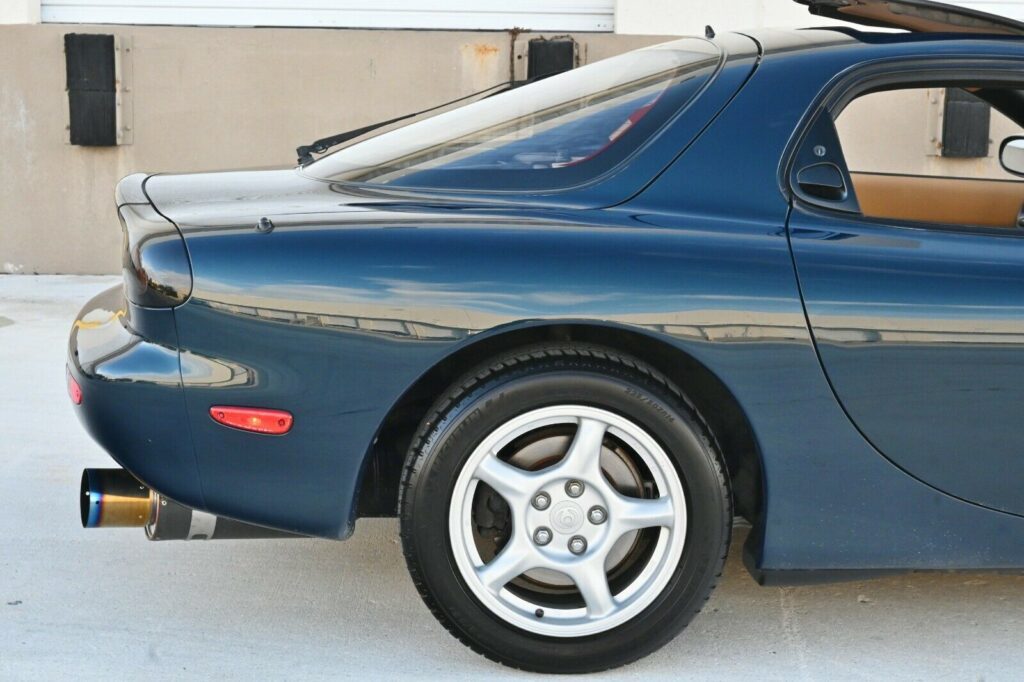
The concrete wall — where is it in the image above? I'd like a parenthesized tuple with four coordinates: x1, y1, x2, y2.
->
(0, 24, 667, 274)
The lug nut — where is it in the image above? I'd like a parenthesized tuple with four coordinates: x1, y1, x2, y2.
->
(565, 480, 585, 498)
(532, 492, 551, 511)
(587, 506, 607, 525)
(533, 527, 553, 546)
(568, 535, 588, 555)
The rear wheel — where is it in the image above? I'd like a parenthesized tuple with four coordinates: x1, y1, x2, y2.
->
(400, 345, 730, 673)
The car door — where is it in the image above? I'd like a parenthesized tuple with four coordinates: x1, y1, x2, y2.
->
(786, 71, 1024, 515)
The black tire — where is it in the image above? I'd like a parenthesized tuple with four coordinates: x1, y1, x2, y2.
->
(399, 344, 731, 673)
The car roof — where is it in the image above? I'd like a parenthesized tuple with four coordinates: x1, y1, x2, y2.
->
(797, 0, 1024, 36)
(735, 24, 1024, 59)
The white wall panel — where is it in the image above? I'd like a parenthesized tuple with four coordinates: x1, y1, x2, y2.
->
(613, 0, 1024, 36)
(954, 2, 1024, 20)
(1, 0, 41, 23)
(41, 0, 615, 31)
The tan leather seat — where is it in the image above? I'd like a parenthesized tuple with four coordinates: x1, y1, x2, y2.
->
(851, 172, 1024, 229)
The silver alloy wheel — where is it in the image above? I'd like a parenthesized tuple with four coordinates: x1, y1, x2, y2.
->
(448, 405, 688, 638)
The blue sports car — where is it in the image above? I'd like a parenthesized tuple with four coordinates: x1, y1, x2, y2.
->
(69, 0, 1024, 672)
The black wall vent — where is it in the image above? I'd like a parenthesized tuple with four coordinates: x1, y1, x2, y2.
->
(65, 33, 117, 146)
(942, 88, 991, 159)
(527, 38, 577, 81)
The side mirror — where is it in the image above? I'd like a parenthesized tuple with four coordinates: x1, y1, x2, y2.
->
(1000, 136, 1024, 177)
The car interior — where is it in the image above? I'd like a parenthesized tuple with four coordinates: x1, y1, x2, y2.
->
(835, 85, 1024, 229)
(850, 171, 1024, 228)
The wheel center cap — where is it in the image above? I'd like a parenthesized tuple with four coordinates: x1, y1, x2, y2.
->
(549, 500, 584, 534)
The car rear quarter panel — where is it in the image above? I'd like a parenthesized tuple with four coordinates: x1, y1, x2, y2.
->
(173, 207, 805, 538)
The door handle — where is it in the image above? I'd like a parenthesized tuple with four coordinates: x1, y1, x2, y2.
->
(797, 162, 848, 202)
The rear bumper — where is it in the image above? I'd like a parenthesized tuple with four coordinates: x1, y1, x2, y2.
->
(68, 285, 359, 539)
(67, 285, 205, 509)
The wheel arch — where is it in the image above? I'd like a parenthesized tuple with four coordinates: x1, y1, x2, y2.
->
(355, 322, 764, 526)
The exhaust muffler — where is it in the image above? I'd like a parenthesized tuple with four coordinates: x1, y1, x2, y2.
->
(80, 468, 297, 540)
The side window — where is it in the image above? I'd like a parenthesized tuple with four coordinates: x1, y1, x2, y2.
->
(833, 86, 1024, 229)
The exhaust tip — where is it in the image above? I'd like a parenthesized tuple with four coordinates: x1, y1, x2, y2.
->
(79, 470, 98, 528)
(80, 468, 153, 528)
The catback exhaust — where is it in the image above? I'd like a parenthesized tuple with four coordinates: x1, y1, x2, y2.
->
(80, 468, 297, 540)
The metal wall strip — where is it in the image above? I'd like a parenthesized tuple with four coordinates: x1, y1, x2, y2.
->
(41, 0, 616, 31)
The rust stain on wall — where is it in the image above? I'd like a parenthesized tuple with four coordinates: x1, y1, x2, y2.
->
(459, 42, 504, 90)
(470, 43, 500, 60)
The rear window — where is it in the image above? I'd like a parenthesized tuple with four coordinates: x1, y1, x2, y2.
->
(303, 38, 721, 192)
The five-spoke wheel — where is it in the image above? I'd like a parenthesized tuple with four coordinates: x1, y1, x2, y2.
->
(449, 405, 687, 636)
(400, 345, 730, 673)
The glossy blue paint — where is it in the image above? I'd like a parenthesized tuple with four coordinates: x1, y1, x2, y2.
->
(68, 286, 205, 510)
(785, 54, 1024, 519)
(790, 212, 1024, 516)
(67, 27, 1024, 578)
(623, 30, 1024, 572)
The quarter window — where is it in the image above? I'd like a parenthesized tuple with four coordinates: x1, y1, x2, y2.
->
(303, 39, 720, 192)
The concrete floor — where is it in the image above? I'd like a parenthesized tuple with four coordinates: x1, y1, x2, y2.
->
(2, 275, 1023, 680)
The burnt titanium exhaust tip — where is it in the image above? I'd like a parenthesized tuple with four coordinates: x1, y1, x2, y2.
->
(80, 468, 153, 528)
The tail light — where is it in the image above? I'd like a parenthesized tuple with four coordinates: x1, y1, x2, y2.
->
(67, 368, 83, 405)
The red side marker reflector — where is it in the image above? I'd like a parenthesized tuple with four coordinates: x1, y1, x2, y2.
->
(209, 406, 293, 435)
(67, 368, 83, 405)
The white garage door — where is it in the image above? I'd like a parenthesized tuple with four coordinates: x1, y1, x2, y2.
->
(39, 0, 615, 31)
